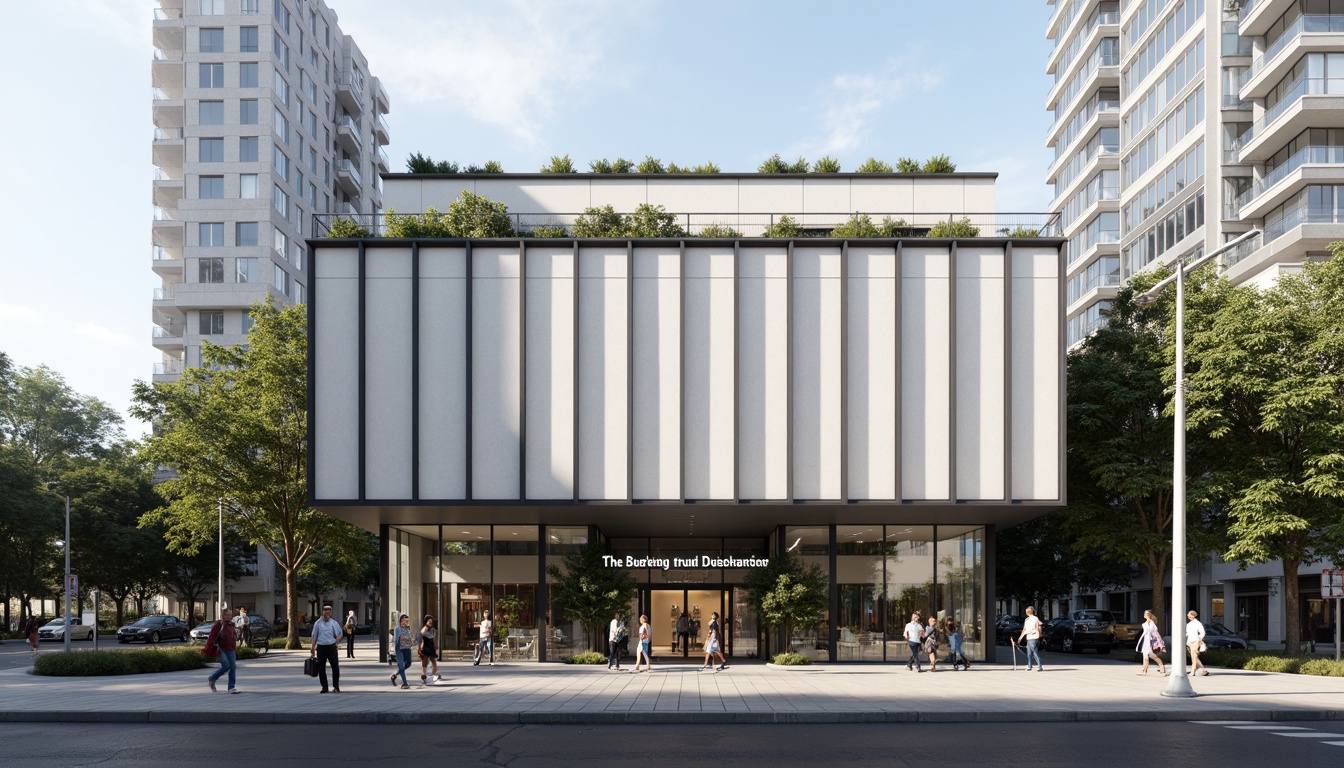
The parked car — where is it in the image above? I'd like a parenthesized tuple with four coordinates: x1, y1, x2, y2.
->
(1162, 621, 1255, 651)
(37, 618, 94, 642)
(190, 616, 274, 649)
(994, 615, 1024, 645)
(1042, 610, 1116, 654)
(1111, 614, 1143, 649)
(117, 615, 189, 644)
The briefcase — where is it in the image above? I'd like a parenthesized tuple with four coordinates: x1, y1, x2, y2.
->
(304, 657, 319, 677)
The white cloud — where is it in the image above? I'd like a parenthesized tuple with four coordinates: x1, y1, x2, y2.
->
(791, 56, 942, 161)
(343, 0, 645, 145)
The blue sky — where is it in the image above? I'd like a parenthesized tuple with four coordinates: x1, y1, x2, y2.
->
(0, 0, 1054, 434)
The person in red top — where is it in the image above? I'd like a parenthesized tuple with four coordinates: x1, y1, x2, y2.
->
(206, 609, 239, 693)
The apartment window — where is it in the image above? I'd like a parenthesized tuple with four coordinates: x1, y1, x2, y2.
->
(199, 100, 224, 125)
(309, 9, 317, 35)
(199, 311, 225, 336)
(274, 32, 290, 71)
(199, 222, 224, 247)
(308, 147, 317, 173)
(240, 174, 259, 199)
(274, 71, 290, 106)
(199, 138, 224, 163)
(240, 27, 259, 53)
(1222, 20, 1252, 56)
(274, 265, 291, 297)
(274, 107, 289, 144)
(274, 227, 289, 260)
(273, 146, 290, 182)
(199, 63, 224, 88)
(294, 247, 304, 271)
(308, 182, 317, 208)
(201, 0, 225, 14)
(294, 282, 305, 304)
(239, 62, 259, 89)
(240, 99, 259, 125)
(239, 136, 259, 163)
(273, 184, 289, 218)
(274, 0, 292, 34)
(199, 28, 224, 53)
(198, 257, 224, 284)
(236, 222, 259, 247)
(306, 110, 317, 138)
(241, 314, 255, 335)
(198, 175, 224, 199)
(241, 0, 259, 13)
(236, 257, 259, 283)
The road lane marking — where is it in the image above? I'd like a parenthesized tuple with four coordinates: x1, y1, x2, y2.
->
(1225, 725, 1312, 730)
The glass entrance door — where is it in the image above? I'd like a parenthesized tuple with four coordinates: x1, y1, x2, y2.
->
(646, 588, 726, 658)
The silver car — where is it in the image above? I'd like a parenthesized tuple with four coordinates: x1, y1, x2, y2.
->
(37, 618, 94, 642)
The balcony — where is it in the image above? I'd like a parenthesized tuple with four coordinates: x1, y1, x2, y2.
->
(1239, 0, 1288, 37)
(1235, 77, 1344, 164)
(152, 245, 183, 277)
(374, 78, 391, 115)
(152, 359, 184, 379)
(152, 323, 184, 350)
(1046, 46, 1118, 114)
(375, 145, 390, 173)
(153, 126, 184, 178)
(152, 178, 183, 211)
(374, 114, 390, 144)
(1240, 16, 1344, 101)
(152, 216, 184, 250)
(336, 73, 365, 115)
(151, 48, 183, 97)
(336, 114, 362, 154)
(152, 88, 184, 131)
(1238, 145, 1344, 219)
(336, 159, 362, 194)
(152, 7, 184, 52)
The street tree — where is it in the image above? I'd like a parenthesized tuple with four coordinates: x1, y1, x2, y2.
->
(1185, 251, 1344, 651)
(545, 541, 637, 652)
(0, 363, 122, 470)
(132, 301, 349, 648)
(996, 510, 1138, 615)
(740, 552, 828, 657)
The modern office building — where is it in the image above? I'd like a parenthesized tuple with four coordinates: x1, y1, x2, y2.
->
(308, 173, 1065, 663)
(151, 0, 389, 624)
(1046, 0, 1342, 648)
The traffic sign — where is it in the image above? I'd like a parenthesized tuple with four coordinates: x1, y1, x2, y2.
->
(1323, 570, 1344, 599)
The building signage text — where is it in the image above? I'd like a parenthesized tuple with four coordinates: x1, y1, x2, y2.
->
(602, 555, 769, 571)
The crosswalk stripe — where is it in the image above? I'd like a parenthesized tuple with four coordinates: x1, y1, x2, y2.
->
(1225, 725, 1311, 730)
(1272, 732, 1332, 738)
(1192, 720, 1259, 725)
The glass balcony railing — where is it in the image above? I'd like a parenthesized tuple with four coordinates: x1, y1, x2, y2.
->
(154, 126, 184, 141)
(1236, 76, 1344, 151)
(153, 286, 175, 300)
(337, 159, 362, 187)
(153, 245, 180, 261)
(1239, 0, 1261, 23)
(152, 324, 180, 339)
(153, 360, 184, 376)
(337, 114, 363, 144)
(1243, 17, 1344, 88)
(376, 146, 390, 170)
(153, 47, 181, 62)
(1238, 145, 1344, 207)
(153, 8, 183, 21)
(338, 73, 366, 101)
(374, 114, 389, 138)
(153, 206, 177, 222)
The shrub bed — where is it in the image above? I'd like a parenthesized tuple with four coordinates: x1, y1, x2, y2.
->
(566, 651, 609, 665)
(35, 648, 209, 677)
(268, 638, 292, 650)
(1298, 658, 1344, 677)
(1242, 655, 1303, 674)
(770, 652, 813, 666)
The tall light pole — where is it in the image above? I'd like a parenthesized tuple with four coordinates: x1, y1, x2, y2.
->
(1134, 228, 1261, 699)
(63, 494, 71, 655)
(217, 498, 224, 619)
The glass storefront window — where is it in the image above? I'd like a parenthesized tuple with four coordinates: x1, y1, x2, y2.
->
(546, 526, 588, 660)
(837, 525, 884, 661)
(441, 526, 491, 655)
(783, 526, 830, 661)
(885, 526, 934, 660)
(492, 525, 539, 660)
(936, 526, 985, 661)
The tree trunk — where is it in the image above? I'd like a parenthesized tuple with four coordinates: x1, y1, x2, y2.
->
(1144, 551, 1169, 632)
(285, 567, 301, 649)
(1282, 557, 1302, 653)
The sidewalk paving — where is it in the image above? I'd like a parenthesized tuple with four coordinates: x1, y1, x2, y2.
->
(0, 649, 1341, 725)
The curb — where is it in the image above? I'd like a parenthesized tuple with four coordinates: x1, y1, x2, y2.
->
(2, 709, 1341, 726)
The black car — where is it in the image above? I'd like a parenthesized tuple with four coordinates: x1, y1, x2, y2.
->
(234, 615, 275, 650)
(994, 615, 1024, 645)
(117, 615, 190, 644)
(1041, 610, 1116, 654)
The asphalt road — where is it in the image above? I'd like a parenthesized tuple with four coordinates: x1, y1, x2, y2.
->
(3, 721, 1343, 766)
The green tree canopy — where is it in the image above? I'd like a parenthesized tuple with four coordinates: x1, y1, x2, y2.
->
(926, 218, 980, 238)
(812, 156, 841, 173)
(625, 204, 684, 237)
(0, 364, 122, 470)
(762, 215, 802, 238)
(465, 160, 504, 173)
(406, 152, 458, 174)
(740, 552, 827, 652)
(325, 218, 369, 238)
(540, 154, 576, 173)
(759, 154, 809, 174)
(636, 156, 666, 174)
(856, 157, 894, 173)
(572, 205, 626, 238)
(545, 541, 636, 651)
(922, 154, 957, 173)
(895, 157, 921, 173)
(445, 190, 514, 237)
(1185, 250, 1344, 650)
(383, 207, 453, 238)
(132, 302, 346, 648)
(697, 223, 743, 237)
(589, 157, 635, 174)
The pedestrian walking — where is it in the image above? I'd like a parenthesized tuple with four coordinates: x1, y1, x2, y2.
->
(234, 607, 251, 648)
(1016, 606, 1045, 671)
(473, 610, 494, 666)
(23, 614, 41, 657)
(607, 611, 625, 670)
(309, 604, 344, 693)
(419, 615, 440, 684)
(701, 611, 727, 670)
(946, 618, 971, 670)
(206, 609, 239, 694)
(675, 612, 689, 653)
(925, 616, 941, 672)
(390, 613, 413, 689)
(1136, 609, 1167, 675)
(903, 612, 925, 671)
(344, 611, 357, 658)
(634, 614, 652, 672)
(1186, 610, 1208, 676)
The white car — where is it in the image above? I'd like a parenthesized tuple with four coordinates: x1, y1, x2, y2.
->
(36, 618, 94, 642)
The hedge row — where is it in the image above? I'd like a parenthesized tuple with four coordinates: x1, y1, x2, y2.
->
(565, 651, 609, 665)
(34, 646, 261, 676)
(1141, 648, 1344, 676)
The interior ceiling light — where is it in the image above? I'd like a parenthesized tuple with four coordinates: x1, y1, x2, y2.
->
(787, 537, 801, 552)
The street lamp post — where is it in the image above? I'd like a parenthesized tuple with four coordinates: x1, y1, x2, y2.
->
(217, 498, 224, 619)
(1134, 228, 1261, 699)
(63, 495, 71, 655)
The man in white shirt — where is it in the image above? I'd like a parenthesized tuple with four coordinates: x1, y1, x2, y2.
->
(309, 605, 344, 693)
(904, 612, 925, 672)
(608, 611, 625, 670)
(1016, 606, 1044, 672)
(1186, 610, 1208, 676)
(474, 610, 494, 666)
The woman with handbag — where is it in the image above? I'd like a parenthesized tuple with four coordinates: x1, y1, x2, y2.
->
(205, 609, 239, 693)
(419, 615, 440, 685)
(700, 612, 727, 671)
(1186, 610, 1209, 676)
(389, 614, 414, 689)
(924, 616, 941, 672)
(1136, 609, 1167, 675)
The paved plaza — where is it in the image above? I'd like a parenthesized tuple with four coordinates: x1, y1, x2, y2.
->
(0, 643, 1340, 724)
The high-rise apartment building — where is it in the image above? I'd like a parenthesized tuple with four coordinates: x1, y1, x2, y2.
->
(151, 0, 389, 382)
(1046, 0, 1342, 647)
